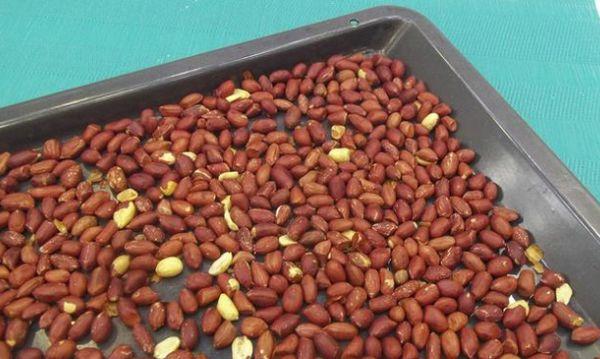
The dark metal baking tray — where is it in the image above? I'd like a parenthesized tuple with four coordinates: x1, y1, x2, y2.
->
(1, 5, 599, 357)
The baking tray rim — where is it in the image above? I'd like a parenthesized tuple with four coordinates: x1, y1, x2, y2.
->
(0, 5, 598, 242)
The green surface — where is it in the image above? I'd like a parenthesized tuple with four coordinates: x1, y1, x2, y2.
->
(1, 0, 600, 199)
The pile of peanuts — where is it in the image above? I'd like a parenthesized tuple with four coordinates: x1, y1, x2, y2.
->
(0, 51, 599, 359)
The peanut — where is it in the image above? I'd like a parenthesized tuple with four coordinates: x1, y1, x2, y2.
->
(209, 252, 233, 276)
(217, 293, 239, 321)
(155, 257, 183, 278)
(153, 336, 181, 359)
(113, 201, 136, 228)
(232, 336, 253, 359)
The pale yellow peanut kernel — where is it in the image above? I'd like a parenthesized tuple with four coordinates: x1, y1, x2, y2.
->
(415, 156, 433, 166)
(153, 336, 181, 359)
(113, 201, 136, 229)
(226, 88, 251, 103)
(342, 230, 356, 240)
(525, 244, 544, 264)
(105, 302, 118, 317)
(209, 252, 233, 276)
(53, 219, 67, 234)
(62, 301, 77, 314)
(160, 181, 177, 196)
(285, 263, 303, 282)
(182, 151, 197, 161)
(331, 125, 346, 140)
(232, 336, 253, 359)
(158, 151, 176, 165)
(556, 283, 573, 305)
(328, 148, 352, 163)
(533, 262, 544, 273)
(155, 256, 184, 278)
(395, 269, 409, 285)
(217, 293, 239, 321)
(112, 255, 131, 276)
(421, 112, 439, 131)
(227, 278, 240, 292)
(572, 316, 585, 327)
(221, 195, 232, 211)
(278, 234, 297, 247)
(116, 188, 138, 202)
(218, 171, 240, 180)
(224, 209, 239, 231)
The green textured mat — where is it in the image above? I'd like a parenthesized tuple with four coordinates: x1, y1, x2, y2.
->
(1, 0, 599, 199)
